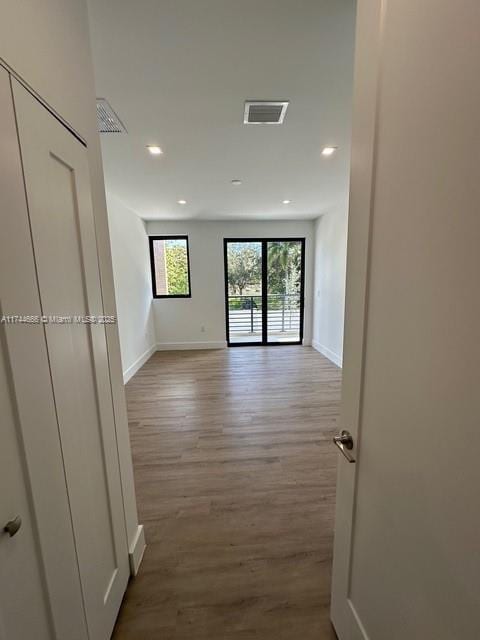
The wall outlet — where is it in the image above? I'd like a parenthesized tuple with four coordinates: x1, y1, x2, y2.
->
(200, 325, 206, 333)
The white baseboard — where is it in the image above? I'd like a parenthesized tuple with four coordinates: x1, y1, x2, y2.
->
(156, 341, 227, 351)
(312, 339, 342, 368)
(128, 524, 146, 577)
(123, 344, 156, 384)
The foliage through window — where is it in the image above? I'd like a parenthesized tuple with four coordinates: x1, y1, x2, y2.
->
(149, 236, 191, 298)
(227, 242, 261, 297)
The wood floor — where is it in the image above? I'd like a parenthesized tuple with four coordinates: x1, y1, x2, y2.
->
(113, 346, 342, 640)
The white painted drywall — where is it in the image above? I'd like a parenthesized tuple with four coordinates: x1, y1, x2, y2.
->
(312, 204, 348, 366)
(107, 193, 156, 382)
(1, 0, 95, 141)
(146, 220, 315, 348)
(0, 0, 143, 569)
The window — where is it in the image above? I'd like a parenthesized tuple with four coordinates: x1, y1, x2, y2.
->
(149, 235, 191, 298)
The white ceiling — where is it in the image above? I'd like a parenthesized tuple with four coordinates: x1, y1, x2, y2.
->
(87, 0, 356, 220)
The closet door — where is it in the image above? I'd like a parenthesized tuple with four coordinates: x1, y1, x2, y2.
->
(0, 334, 51, 640)
(0, 67, 87, 640)
(0, 66, 51, 640)
(12, 80, 129, 640)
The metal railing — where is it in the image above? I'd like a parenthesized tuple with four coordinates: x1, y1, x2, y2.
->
(228, 295, 262, 334)
(228, 294, 301, 336)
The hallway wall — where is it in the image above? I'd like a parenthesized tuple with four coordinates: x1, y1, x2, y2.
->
(146, 219, 315, 349)
(107, 193, 156, 381)
(312, 204, 348, 366)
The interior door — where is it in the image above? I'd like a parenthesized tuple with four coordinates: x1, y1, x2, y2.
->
(12, 80, 129, 640)
(0, 314, 52, 640)
(331, 1, 480, 639)
(0, 66, 88, 640)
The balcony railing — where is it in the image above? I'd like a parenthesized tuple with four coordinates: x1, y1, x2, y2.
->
(227, 294, 301, 340)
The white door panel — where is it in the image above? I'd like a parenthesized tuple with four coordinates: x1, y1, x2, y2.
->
(332, 1, 480, 638)
(0, 66, 88, 640)
(12, 80, 129, 640)
(0, 320, 52, 640)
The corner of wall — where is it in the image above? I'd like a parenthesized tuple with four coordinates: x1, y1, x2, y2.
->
(106, 193, 157, 381)
(312, 339, 343, 368)
(312, 204, 348, 369)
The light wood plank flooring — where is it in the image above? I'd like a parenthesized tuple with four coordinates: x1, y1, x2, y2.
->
(113, 346, 342, 639)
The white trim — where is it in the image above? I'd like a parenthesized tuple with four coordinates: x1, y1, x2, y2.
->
(312, 339, 342, 368)
(128, 524, 146, 576)
(123, 344, 156, 383)
(0, 56, 86, 144)
(156, 341, 227, 351)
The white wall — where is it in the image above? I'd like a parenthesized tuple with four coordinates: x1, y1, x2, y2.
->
(1, 0, 95, 141)
(107, 194, 156, 382)
(146, 219, 315, 348)
(312, 204, 348, 366)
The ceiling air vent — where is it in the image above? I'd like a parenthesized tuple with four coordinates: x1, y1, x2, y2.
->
(96, 98, 127, 133)
(244, 100, 289, 125)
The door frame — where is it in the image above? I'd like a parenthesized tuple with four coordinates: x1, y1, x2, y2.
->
(330, 0, 388, 638)
(223, 237, 306, 347)
(12, 79, 130, 640)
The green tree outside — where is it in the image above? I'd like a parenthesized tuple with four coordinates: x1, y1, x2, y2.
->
(165, 244, 189, 294)
(267, 242, 301, 308)
(227, 244, 261, 296)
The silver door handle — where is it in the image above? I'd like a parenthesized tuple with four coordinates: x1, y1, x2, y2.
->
(333, 430, 356, 463)
(4, 516, 22, 537)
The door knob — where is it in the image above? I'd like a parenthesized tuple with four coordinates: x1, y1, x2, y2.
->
(4, 516, 22, 538)
(333, 430, 356, 463)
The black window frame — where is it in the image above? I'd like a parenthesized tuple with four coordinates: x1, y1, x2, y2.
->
(149, 235, 192, 299)
(223, 237, 306, 347)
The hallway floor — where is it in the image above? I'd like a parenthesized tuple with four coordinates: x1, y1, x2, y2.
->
(113, 346, 341, 639)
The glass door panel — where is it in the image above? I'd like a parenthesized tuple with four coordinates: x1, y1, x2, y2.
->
(266, 240, 303, 344)
(225, 241, 263, 344)
(224, 239, 304, 346)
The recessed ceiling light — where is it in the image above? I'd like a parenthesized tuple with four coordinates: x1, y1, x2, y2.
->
(147, 145, 163, 155)
(231, 179, 242, 186)
(282, 199, 291, 205)
(177, 199, 187, 205)
(322, 146, 337, 156)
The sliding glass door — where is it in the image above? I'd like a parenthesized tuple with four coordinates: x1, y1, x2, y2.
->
(225, 241, 263, 344)
(224, 239, 305, 346)
(266, 240, 303, 343)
